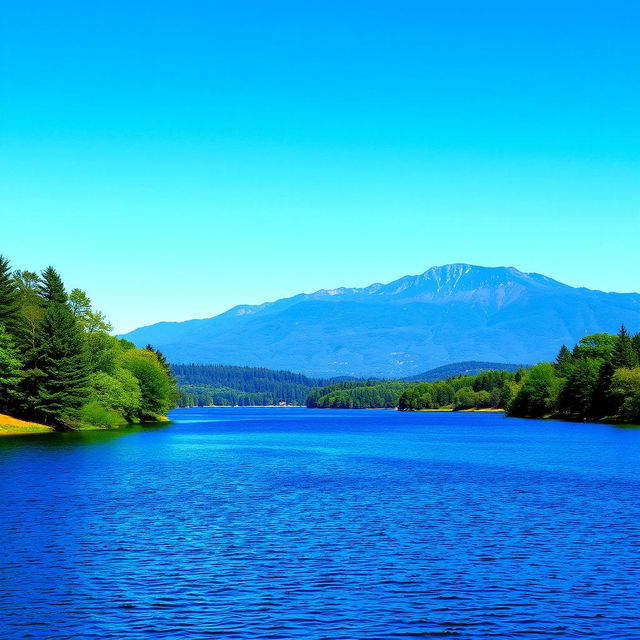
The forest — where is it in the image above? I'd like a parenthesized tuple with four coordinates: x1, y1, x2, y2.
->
(306, 372, 517, 410)
(399, 328, 640, 423)
(308, 327, 640, 424)
(398, 369, 516, 411)
(307, 380, 413, 408)
(0, 255, 177, 431)
(507, 328, 640, 423)
(173, 364, 349, 406)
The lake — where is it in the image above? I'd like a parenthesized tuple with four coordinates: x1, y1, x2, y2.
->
(1, 408, 639, 639)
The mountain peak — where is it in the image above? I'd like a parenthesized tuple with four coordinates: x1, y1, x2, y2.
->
(121, 265, 640, 377)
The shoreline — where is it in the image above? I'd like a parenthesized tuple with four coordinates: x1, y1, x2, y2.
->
(0, 413, 171, 437)
(0, 414, 53, 436)
(410, 408, 505, 413)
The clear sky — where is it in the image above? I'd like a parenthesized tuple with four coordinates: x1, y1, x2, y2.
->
(2, 1, 639, 333)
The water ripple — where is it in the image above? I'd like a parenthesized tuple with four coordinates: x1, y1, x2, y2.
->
(1, 408, 639, 639)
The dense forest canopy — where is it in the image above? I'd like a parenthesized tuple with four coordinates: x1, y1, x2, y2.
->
(173, 364, 351, 407)
(507, 328, 640, 422)
(306, 380, 412, 409)
(401, 361, 525, 382)
(398, 369, 517, 411)
(0, 255, 177, 430)
(306, 371, 520, 411)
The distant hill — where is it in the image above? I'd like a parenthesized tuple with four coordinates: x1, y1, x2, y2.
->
(172, 364, 353, 407)
(402, 361, 527, 382)
(123, 264, 640, 377)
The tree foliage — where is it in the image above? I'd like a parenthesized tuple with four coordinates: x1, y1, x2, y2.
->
(0, 255, 21, 335)
(0, 256, 177, 430)
(398, 371, 512, 411)
(307, 380, 410, 409)
(507, 326, 640, 422)
(174, 364, 348, 407)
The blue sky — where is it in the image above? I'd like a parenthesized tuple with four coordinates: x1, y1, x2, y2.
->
(2, 1, 639, 332)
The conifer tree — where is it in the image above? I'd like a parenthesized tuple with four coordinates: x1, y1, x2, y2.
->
(146, 344, 172, 375)
(590, 360, 615, 419)
(0, 255, 21, 335)
(0, 325, 22, 412)
(554, 344, 572, 375)
(38, 266, 67, 304)
(632, 333, 640, 362)
(611, 325, 639, 369)
(35, 302, 88, 427)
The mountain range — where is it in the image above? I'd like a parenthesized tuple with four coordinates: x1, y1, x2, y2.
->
(122, 264, 640, 377)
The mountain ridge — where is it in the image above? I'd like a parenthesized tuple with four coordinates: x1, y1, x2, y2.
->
(122, 264, 640, 377)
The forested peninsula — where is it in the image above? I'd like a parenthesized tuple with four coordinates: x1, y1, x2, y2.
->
(0, 255, 177, 434)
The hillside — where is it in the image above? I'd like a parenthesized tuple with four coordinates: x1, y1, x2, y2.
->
(172, 364, 352, 407)
(403, 361, 526, 382)
(122, 264, 640, 377)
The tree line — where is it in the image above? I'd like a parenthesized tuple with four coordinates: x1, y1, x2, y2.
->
(316, 326, 640, 424)
(173, 364, 351, 407)
(507, 327, 640, 422)
(306, 380, 413, 408)
(0, 255, 177, 430)
(398, 369, 516, 411)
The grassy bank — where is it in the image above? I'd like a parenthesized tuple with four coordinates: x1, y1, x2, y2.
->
(0, 412, 171, 436)
(0, 414, 54, 436)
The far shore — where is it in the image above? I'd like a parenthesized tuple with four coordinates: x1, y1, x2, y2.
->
(177, 406, 506, 412)
(413, 407, 505, 413)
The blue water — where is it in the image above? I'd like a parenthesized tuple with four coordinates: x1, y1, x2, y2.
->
(1, 408, 639, 639)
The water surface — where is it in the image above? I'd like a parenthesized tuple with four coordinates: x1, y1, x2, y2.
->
(1, 408, 639, 639)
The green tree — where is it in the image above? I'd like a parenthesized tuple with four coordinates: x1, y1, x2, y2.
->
(69, 289, 113, 333)
(454, 387, 477, 409)
(499, 382, 516, 410)
(572, 333, 617, 361)
(12, 270, 44, 354)
(554, 344, 573, 375)
(633, 333, 640, 361)
(38, 267, 67, 304)
(145, 344, 172, 375)
(121, 349, 175, 418)
(0, 326, 22, 412)
(611, 325, 639, 369)
(35, 303, 89, 426)
(609, 367, 640, 422)
(87, 368, 142, 421)
(590, 360, 616, 419)
(558, 357, 601, 417)
(509, 363, 561, 418)
(0, 255, 21, 335)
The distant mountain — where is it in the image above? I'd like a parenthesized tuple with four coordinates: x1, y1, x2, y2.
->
(122, 264, 640, 377)
(402, 361, 526, 382)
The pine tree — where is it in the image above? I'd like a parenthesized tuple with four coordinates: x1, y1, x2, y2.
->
(0, 325, 22, 412)
(590, 360, 615, 419)
(554, 344, 572, 375)
(0, 255, 21, 335)
(611, 325, 639, 369)
(632, 333, 640, 362)
(38, 266, 67, 304)
(35, 303, 88, 427)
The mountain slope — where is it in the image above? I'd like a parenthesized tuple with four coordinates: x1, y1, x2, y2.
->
(122, 264, 640, 377)
(402, 361, 526, 382)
